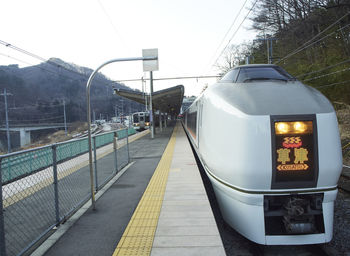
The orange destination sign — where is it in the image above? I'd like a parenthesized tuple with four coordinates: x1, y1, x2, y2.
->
(276, 136, 310, 171)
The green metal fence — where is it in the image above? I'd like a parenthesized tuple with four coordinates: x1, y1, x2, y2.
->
(0, 127, 134, 256)
(0, 128, 135, 185)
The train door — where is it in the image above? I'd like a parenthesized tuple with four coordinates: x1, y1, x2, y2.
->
(197, 100, 203, 148)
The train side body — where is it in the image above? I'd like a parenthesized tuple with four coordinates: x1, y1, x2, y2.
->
(183, 74, 342, 245)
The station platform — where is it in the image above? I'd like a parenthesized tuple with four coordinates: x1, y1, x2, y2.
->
(33, 122, 225, 256)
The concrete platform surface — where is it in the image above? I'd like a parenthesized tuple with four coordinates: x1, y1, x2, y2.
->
(150, 123, 225, 256)
(33, 122, 225, 256)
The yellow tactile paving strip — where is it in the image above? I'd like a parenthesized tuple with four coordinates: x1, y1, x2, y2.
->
(112, 124, 178, 256)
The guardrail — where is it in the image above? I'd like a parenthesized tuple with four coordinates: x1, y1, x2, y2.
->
(0, 127, 135, 256)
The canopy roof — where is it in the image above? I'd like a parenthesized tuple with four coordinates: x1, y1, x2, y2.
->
(114, 85, 184, 116)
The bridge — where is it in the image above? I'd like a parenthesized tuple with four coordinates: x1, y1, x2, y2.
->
(0, 123, 68, 151)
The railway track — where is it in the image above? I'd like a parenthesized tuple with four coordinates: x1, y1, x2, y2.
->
(339, 165, 350, 193)
(194, 143, 349, 255)
(249, 243, 330, 256)
(196, 154, 336, 256)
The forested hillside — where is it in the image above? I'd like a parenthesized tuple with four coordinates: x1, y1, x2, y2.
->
(220, 0, 350, 104)
(0, 58, 144, 125)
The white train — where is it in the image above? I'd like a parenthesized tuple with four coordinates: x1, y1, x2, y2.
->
(182, 64, 342, 245)
(132, 112, 150, 131)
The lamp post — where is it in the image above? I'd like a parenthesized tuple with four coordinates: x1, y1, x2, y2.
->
(86, 55, 157, 210)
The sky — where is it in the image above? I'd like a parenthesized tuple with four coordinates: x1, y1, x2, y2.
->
(0, 0, 257, 96)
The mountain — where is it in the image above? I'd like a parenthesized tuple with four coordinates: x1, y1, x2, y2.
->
(0, 58, 144, 124)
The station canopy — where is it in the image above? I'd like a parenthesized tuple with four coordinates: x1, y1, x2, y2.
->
(114, 85, 184, 116)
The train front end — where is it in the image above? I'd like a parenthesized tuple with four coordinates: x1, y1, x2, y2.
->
(263, 113, 342, 244)
(198, 65, 343, 245)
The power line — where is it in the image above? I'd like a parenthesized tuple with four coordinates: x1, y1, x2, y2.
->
(213, 0, 258, 67)
(296, 59, 350, 78)
(303, 67, 350, 82)
(96, 0, 127, 50)
(0, 40, 47, 62)
(0, 51, 82, 83)
(0, 39, 110, 85)
(275, 12, 350, 64)
(204, 0, 249, 73)
(0, 52, 35, 67)
(316, 79, 350, 89)
(281, 23, 350, 65)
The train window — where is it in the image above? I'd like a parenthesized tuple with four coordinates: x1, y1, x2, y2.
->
(236, 66, 295, 83)
(187, 107, 197, 139)
(133, 115, 139, 123)
(220, 69, 239, 82)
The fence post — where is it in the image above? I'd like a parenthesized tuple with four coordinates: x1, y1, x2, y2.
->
(93, 136, 98, 192)
(113, 132, 118, 173)
(0, 158, 7, 256)
(52, 144, 60, 225)
(126, 129, 130, 163)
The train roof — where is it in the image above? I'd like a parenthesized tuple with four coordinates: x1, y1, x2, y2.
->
(233, 64, 279, 69)
(208, 80, 334, 115)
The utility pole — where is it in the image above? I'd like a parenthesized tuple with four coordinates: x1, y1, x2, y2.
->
(63, 99, 67, 136)
(254, 37, 277, 64)
(0, 89, 13, 153)
(121, 99, 124, 123)
(149, 71, 154, 139)
(142, 77, 148, 112)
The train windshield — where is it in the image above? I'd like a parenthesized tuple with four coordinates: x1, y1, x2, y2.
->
(133, 114, 139, 123)
(145, 114, 150, 122)
(236, 66, 295, 83)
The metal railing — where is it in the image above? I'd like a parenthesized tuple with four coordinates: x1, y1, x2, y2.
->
(0, 128, 134, 256)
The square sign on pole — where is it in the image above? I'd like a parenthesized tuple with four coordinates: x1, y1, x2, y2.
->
(142, 48, 159, 72)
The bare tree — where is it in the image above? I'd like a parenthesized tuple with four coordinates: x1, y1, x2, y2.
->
(215, 44, 251, 74)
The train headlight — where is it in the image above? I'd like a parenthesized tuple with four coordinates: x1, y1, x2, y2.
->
(275, 121, 312, 135)
(276, 122, 289, 134)
(294, 122, 307, 133)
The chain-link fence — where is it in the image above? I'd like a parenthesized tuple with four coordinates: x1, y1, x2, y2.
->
(0, 128, 133, 256)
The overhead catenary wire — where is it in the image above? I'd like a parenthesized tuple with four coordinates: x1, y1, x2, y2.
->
(204, 0, 249, 73)
(116, 75, 221, 83)
(275, 11, 350, 64)
(213, 0, 258, 67)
